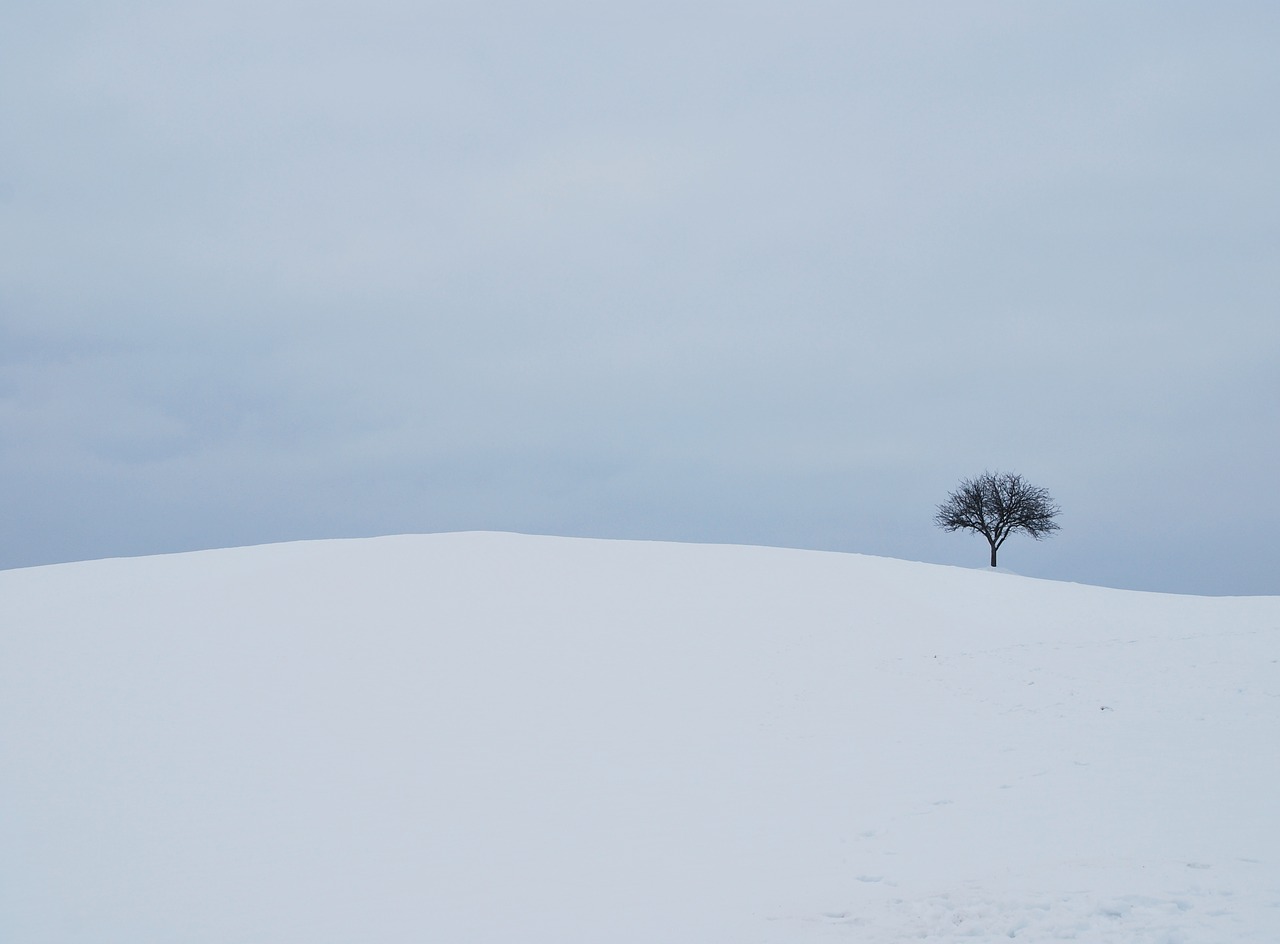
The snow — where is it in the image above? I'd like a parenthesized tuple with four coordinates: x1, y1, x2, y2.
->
(2, 531, 1278, 942)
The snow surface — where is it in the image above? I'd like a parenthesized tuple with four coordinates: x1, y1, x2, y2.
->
(2, 532, 1279, 943)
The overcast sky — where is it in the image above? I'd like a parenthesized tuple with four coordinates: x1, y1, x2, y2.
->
(2, 1, 1277, 594)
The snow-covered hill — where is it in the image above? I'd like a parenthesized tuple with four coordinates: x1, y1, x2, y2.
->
(3, 532, 1278, 942)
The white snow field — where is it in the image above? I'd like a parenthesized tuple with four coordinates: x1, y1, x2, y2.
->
(3, 532, 1279, 943)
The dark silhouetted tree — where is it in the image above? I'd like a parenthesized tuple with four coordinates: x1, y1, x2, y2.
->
(935, 471, 1060, 567)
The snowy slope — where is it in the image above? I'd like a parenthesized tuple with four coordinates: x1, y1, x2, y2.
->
(2, 532, 1278, 943)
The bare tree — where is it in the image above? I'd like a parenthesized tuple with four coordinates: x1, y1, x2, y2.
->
(935, 471, 1060, 567)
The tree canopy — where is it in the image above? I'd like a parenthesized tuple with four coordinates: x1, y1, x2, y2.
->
(935, 471, 1061, 567)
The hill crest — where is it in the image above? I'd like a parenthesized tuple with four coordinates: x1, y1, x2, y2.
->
(3, 531, 1278, 942)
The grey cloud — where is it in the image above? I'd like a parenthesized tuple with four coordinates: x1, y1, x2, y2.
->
(1, 1, 1277, 592)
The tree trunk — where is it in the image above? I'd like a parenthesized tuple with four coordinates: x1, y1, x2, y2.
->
(990, 543, 998, 567)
